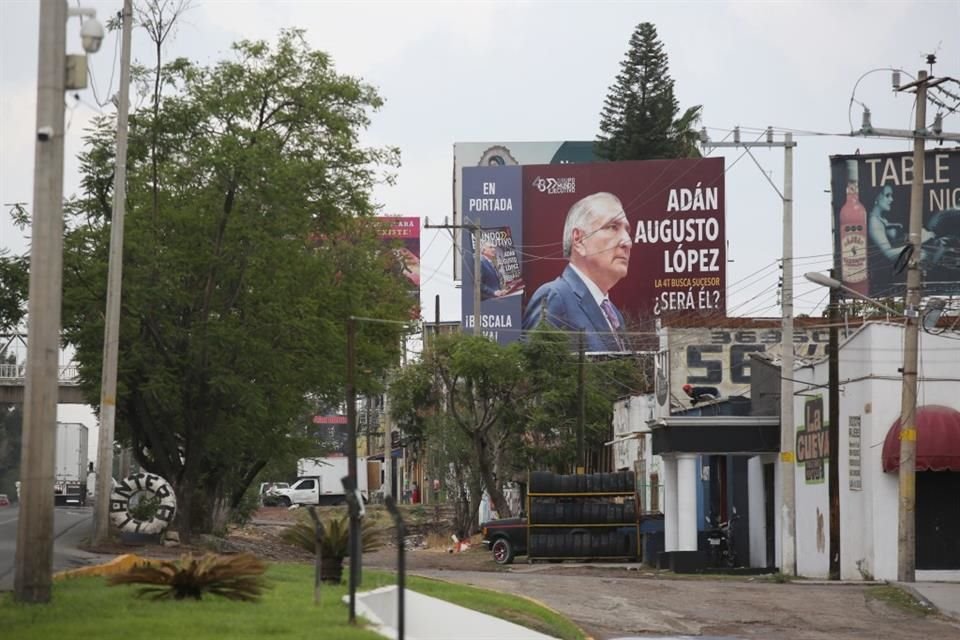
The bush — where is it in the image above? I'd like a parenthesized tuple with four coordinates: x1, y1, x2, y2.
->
(108, 553, 267, 601)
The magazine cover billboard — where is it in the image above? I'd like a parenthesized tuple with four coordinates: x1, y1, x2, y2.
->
(462, 158, 727, 347)
(830, 149, 960, 297)
(453, 141, 598, 280)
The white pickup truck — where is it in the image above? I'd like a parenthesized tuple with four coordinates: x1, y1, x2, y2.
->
(268, 456, 370, 506)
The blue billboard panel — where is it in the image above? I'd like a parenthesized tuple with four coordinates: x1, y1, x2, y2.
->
(461, 166, 524, 344)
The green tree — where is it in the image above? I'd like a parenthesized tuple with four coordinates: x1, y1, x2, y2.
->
(0, 347, 23, 500)
(0, 249, 28, 333)
(389, 330, 647, 532)
(390, 334, 525, 525)
(60, 30, 410, 539)
(595, 22, 702, 161)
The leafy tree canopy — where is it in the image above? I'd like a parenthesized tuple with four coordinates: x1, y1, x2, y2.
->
(389, 329, 646, 531)
(596, 22, 703, 161)
(61, 29, 410, 537)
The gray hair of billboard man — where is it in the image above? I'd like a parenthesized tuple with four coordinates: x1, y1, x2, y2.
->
(561, 191, 632, 294)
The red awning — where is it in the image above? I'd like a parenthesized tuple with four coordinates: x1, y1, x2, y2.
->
(882, 405, 960, 472)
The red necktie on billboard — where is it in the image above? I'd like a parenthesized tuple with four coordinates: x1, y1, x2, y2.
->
(601, 299, 625, 351)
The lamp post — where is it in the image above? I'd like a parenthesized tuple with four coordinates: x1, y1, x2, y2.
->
(15, 0, 103, 604)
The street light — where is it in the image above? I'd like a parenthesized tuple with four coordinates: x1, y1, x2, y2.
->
(15, 1, 103, 604)
(803, 272, 902, 315)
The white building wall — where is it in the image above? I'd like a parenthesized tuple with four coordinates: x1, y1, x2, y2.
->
(793, 323, 960, 582)
(612, 394, 662, 513)
(747, 455, 766, 567)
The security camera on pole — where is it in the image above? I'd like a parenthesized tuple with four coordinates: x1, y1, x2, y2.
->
(15, 0, 104, 604)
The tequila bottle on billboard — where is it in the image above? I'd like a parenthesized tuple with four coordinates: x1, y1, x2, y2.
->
(839, 159, 869, 295)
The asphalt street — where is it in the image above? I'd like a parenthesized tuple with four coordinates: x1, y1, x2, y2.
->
(0, 504, 100, 591)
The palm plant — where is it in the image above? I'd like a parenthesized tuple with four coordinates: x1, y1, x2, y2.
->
(107, 552, 267, 601)
(281, 511, 384, 583)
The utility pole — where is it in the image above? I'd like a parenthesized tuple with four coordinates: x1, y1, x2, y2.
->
(382, 387, 392, 499)
(424, 219, 483, 336)
(577, 330, 585, 473)
(853, 63, 958, 582)
(93, 0, 133, 546)
(345, 317, 359, 619)
(897, 70, 927, 583)
(701, 127, 797, 574)
(15, 0, 68, 603)
(828, 269, 840, 579)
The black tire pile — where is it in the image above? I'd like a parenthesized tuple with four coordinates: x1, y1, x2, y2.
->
(528, 470, 639, 559)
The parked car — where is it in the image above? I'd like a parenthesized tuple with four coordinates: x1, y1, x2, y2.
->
(481, 516, 528, 565)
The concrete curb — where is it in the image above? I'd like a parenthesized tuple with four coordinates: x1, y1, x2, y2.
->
(407, 571, 596, 640)
(894, 582, 941, 615)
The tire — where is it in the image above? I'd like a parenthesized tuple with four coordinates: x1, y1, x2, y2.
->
(279, 496, 292, 507)
(491, 537, 515, 565)
(530, 471, 552, 493)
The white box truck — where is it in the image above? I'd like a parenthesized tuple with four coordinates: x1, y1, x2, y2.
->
(55, 422, 89, 506)
(270, 456, 369, 506)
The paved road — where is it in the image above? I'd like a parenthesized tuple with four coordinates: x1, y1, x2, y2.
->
(0, 504, 100, 591)
(409, 567, 960, 640)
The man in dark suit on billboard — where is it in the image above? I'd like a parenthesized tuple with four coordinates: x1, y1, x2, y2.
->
(522, 191, 632, 351)
(480, 242, 504, 300)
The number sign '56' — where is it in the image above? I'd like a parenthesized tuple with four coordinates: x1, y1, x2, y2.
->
(666, 327, 848, 405)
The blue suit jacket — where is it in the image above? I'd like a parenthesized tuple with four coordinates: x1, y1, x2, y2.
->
(481, 257, 502, 300)
(522, 265, 627, 352)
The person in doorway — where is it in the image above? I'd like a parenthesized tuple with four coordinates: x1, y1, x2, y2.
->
(522, 192, 631, 351)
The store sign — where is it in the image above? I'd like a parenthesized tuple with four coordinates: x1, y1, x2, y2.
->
(797, 396, 828, 484)
(848, 415, 862, 491)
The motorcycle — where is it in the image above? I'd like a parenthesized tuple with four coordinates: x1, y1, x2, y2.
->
(705, 509, 739, 568)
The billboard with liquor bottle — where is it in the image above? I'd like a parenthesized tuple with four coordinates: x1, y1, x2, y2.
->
(461, 158, 727, 347)
(831, 149, 960, 298)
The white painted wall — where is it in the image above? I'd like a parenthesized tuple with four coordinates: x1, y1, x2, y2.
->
(792, 323, 960, 582)
(612, 394, 662, 513)
(747, 455, 767, 567)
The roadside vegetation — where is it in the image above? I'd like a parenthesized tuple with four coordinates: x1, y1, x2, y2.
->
(865, 584, 934, 617)
(1, 563, 585, 640)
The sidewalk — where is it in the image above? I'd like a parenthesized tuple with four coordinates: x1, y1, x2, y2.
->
(898, 581, 960, 621)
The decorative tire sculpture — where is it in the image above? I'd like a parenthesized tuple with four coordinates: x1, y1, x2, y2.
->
(109, 472, 177, 535)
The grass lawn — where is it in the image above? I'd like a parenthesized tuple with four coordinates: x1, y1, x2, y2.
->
(1, 563, 586, 640)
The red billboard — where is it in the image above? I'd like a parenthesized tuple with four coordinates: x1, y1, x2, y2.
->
(378, 216, 420, 287)
(521, 158, 726, 323)
(463, 158, 726, 349)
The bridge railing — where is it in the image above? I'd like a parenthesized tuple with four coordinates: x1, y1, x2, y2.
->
(0, 362, 80, 384)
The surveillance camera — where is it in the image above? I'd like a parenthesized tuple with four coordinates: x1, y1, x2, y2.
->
(37, 126, 54, 142)
(80, 18, 104, 53)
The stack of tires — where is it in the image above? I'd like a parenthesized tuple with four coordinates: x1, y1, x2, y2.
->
(527, 470, 639, 560)
(529, 470, 635, 494)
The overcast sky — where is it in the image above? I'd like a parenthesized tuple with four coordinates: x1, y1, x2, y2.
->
(2, 0, 958, 447)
